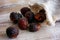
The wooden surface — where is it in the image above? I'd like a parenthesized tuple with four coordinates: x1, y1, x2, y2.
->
(0, 0, 60, 40)
(0, 5, 60, 40)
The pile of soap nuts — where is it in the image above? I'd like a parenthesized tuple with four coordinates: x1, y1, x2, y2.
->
(6, 6, 46, 38)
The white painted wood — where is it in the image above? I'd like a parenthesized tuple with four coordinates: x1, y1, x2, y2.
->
(0, 0, 60, 40)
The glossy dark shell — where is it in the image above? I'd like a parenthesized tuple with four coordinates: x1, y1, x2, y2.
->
(10, 12, 22, 24)
(18, 18, 28, 30)
(20, 7, 31, 16)
(6, 27, 19, 38)
(25, 11, 34, 23)
(29, 23, 40, 32)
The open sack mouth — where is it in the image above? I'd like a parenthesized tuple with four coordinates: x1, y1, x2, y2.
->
(29, 3, 47, 23)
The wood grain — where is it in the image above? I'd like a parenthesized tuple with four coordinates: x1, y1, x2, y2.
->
(0, 0, 60, 40)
